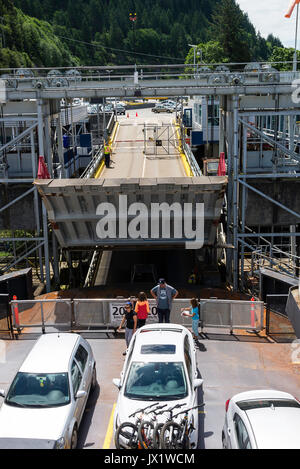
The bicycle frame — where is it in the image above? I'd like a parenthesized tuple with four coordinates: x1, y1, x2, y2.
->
(160, 403, 205, 449)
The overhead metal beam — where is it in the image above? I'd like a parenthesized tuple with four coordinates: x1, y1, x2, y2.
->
(240, 110, 300, 117)
(241, 173, 300, 179)
(238, 232, 300, 237)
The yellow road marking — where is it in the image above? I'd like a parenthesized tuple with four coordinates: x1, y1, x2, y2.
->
(102, 403, 116, 449)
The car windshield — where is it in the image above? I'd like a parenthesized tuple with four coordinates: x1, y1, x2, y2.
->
(5, 372, 70, 408)
(124, 362, 188, 400)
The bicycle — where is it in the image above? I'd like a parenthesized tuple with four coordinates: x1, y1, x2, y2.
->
(150, 403, 186, 449)
(137, 403, 168, 449)
(114, 402, 159, 449)
(159, 403, 205, 449)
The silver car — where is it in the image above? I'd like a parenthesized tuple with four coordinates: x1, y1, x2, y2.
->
(152, 104, 173, 113)
(0, 333, 96, 449)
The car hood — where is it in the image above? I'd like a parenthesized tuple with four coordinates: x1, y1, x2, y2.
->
(0, 437, 56, 449)
(115, 395, 192, 426)
(0, 402, 71, 441)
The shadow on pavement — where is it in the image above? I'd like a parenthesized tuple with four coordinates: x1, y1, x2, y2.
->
(77, 382, 100, 449)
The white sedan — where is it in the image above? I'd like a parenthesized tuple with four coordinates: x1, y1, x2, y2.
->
(113, 323, 203, 448)
(0, 333, 96, 449)
(222, 389, 300, 449)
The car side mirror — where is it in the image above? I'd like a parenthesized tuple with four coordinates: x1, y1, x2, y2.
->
(76, 390, 87, 399)
(193, 379, 203, 389)
(0, 389, 5, 398)
(113, 378, 121, 389)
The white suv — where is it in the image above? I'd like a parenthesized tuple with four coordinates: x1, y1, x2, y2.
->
(0, 333, 96, 449)
(113, 323, 203, 448)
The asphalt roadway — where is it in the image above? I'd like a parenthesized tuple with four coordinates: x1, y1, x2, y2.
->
(101, 108, 187, 179)
(1, 332, 300, 450)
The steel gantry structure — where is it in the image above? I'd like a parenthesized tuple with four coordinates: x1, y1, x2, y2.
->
(0, 62, 300, 294)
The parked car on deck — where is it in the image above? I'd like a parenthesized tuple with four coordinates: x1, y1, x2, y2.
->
(104, 104, 114, 113)
(222, 389, 300, 449)
(115, 104, 126, 115)
(152, 104, 173, 113)
(0, 333, 96, 449)
(113, 323, 203, 448)
(163, 102, 180, 112)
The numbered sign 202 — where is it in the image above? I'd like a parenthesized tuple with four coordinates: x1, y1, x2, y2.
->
(109, 300, 158, 327)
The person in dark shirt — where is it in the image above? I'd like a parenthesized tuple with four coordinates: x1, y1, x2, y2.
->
(117, 301, 137, 355)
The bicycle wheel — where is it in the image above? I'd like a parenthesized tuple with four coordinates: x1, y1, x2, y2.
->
(152, 422, 164, 449)
(115, 422, 139, 449)
(160, 421, 184, 449)
(138, 420, 155, 449)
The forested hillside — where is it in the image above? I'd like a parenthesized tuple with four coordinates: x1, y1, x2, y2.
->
(0, 0, 78, 67)
(1, 0, 283, 68)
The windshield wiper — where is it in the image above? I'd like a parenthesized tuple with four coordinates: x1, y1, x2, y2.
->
(159, 395, 185, 401)
(6, 401, 28, 408)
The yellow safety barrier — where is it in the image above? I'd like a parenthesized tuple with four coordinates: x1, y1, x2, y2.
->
(109, 121, 120, 146)
(94, 159, 105, 179)
(175, 124, 193, 177)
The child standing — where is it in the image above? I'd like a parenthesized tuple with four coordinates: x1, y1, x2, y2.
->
(117, 301, 137, 356)
(134, 292, 150, 328)
(181, 298, 200, 339)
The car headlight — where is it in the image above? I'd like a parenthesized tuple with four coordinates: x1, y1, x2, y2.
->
(54, 437, 66, 449)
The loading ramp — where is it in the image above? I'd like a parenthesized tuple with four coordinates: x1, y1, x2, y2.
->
(35, 176, 227, 249)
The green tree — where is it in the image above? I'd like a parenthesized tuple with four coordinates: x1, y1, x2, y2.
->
(185, 41, 228, 66)
(2, 0, 276, 67)
(210, 0, 252, 63)
(268, 47, 300, 71)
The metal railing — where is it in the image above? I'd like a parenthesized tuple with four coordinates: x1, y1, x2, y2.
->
(1, 61, 300, 85)
(80, 146, 104, 179)
(0, 293, 13, 337)
(251, 244, 300, 279)
(182, 141, 202, 176)
(198, 298, 264, 334)
(80, 112, 115, 179)
(83, 251, 102, 288)
(265, 293, 295, 336)
(9, 297, 264, 337)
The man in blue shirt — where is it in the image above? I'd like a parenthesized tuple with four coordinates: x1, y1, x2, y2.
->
(150, 278, 178, 323)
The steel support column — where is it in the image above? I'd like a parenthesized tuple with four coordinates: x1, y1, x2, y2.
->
(233, 95, 239, 291)
(56, 111, 65, 178)
(42, 204, 51, 292)
(226, 97, 234, 283)
(37, 100, 45, 157)
(240, 122, 248, 289)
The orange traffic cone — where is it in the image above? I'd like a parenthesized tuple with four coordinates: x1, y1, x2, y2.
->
(250, 297, 255, 328)
(136, 112, 138, 117)
(127, 113, 129, 118)
(13, 295, 20, 331)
